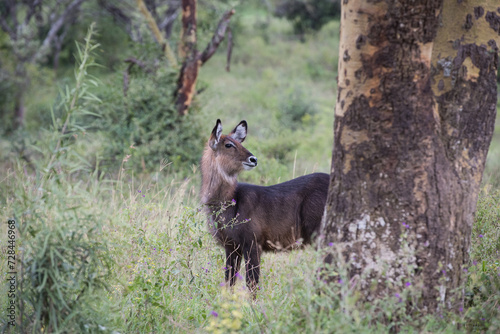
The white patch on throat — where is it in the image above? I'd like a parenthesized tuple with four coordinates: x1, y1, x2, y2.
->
(216, 161, 237, 184)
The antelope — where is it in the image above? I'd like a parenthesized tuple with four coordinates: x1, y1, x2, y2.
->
(200, 119, 329, 292)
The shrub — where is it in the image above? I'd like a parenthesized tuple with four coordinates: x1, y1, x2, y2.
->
(93, 56, 205, 174)
(1, 24, 117, 332)
(274, 0, 341, 36)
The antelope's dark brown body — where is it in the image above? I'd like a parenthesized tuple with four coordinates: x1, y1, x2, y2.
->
(201, 119, 329, 292)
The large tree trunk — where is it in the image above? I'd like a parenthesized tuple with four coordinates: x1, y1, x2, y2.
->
(321, 0, 498, 313)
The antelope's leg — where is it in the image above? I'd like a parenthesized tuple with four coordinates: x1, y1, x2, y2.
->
(243, 241, 261, 293)
(225, 244, 242, 286)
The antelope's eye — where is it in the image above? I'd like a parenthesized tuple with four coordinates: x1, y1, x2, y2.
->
(225, 143, 233, 148)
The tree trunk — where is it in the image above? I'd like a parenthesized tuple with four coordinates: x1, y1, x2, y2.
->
(175, 0, 199, 116)
(14, 91, 25, 129)
(321, 0, 498, 313)
(175, 2, 234, 116)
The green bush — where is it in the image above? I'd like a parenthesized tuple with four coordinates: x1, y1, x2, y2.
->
(278, 84, 318, 130)
(0, 25, 117, 332)
(93, 58, 204, 174)
(274, 0, 341, 36)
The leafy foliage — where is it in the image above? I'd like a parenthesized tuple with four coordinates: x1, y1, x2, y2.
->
(274, 0, 341, 35)
(93, 62, 205, 173)
(0, 25, 116, 332)
(465, 187, 500, 332)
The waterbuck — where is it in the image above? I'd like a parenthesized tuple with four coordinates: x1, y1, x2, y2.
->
(200, 119, 329, 292)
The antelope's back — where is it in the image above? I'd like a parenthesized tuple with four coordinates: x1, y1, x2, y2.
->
(234, 173, 330, 248)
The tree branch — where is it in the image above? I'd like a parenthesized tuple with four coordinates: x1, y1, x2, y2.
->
(123, 57, 152, 96)
(136, 0, 178, 67)
(24, 0, 43, 26)
(33, 0, 87, 62)
(158, 8, 179, 31)
(0, 0, 17, 39)
(198, 9, 235, 65)
(226, 27, 233, 72)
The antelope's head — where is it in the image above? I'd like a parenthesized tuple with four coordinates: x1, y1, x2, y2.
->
(208, 119, 258, 178)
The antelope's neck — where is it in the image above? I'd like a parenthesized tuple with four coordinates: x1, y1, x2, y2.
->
(200, 150, 238, 206)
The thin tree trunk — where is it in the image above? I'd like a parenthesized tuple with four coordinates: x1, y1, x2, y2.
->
(14, 91, 25, 129)
(175, 2, 234, 116)
(321, 0, 498, 313)
(176, 0, 199, 116)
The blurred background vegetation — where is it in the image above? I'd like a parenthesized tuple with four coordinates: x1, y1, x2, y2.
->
(0, 0, 342, 180)
(0, 0, 498, 332)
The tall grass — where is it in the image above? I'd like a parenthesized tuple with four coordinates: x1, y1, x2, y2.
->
(0, 24, 116, 333)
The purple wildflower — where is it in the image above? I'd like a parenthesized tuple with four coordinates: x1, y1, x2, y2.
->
(479, 234, 483, 238)
(338, 279, 343, 284)
(142, 194, 145, 197)
(235, 272, 243, 280)
(211, 311, 219, 317)
(473, 260, 478, 266)
(329, 242, 334, 247)
(138, 190, 141, 193)
(219, 282, 225, 287)
(459, 307, 463, 313)
(231, 199, 236, 204)
(405, 282, 411, 287)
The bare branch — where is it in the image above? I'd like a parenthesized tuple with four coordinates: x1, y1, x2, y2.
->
(33, 0, 87, 62)
(226, 27, 233, 72)
(198, 9, 235, 65)
(0, 0, 17, 39)
(97, 0, 132, 26)
(123, 57, 152, 96)
(136, 0, 178, 67)
(124, 57, 149, 71)
(158, 8, 179, 31)
(24, 0, 43, 26)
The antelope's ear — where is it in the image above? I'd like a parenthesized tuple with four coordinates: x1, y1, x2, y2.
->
(209, 119, 223, 150)
(229, 120, 247, 143)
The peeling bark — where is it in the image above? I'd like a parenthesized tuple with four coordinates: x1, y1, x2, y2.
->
(322, 0, 499, 313)
(175, 1, 234, 115)
(176, 0, 199, 116)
